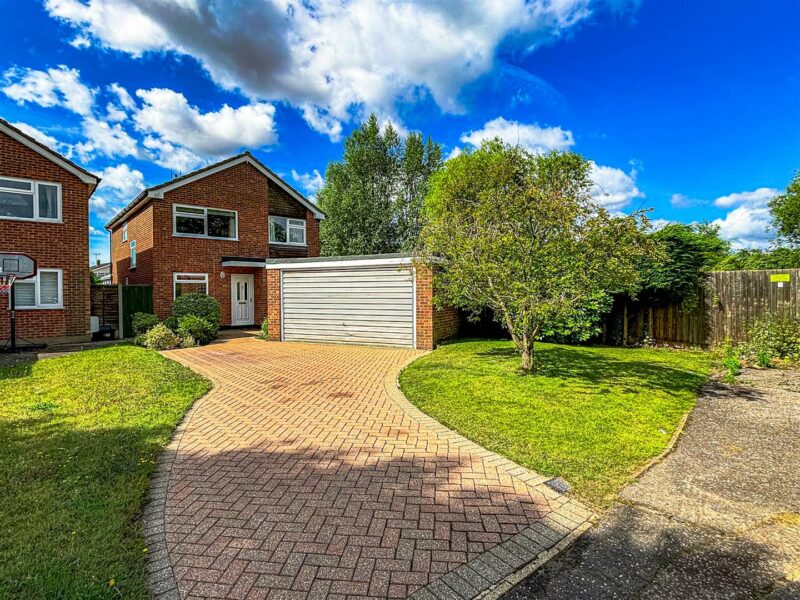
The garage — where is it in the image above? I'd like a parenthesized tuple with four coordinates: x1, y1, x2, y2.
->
(277, 257, 416, 348)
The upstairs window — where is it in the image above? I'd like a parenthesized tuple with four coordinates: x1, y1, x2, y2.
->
(173, 204, 237, 239)
(269, 216, 306, 245)
(14, 269, 63, 309)
(130, 240, 137, 269)
(121, 222, 128, 242)
(0, 177, 60, 222)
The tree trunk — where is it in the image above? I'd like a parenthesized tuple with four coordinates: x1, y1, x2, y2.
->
(519, 332, 534, 373)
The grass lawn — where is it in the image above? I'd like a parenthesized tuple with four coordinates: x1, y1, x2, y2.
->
(399, 339, 713, 508)
(0, 345, 211, 599)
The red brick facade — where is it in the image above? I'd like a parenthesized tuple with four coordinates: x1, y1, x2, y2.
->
(0, 125, 96, 343)
(110, 159, 321, 327)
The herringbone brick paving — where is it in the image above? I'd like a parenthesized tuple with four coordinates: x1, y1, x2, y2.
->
(151, 338, 587, 599)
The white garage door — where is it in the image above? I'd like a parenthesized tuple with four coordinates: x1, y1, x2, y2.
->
(281, 267, 415, 347)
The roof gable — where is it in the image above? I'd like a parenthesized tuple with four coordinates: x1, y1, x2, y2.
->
(106, 152, 323, 228)
(0, 118, 99, 187)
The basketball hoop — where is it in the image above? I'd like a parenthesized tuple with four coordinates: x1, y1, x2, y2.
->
(0, 273, 15, 297)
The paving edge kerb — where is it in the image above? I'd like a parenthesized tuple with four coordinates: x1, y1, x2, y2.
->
(142, 357, 218, 600)
(387, 355, 597, 600)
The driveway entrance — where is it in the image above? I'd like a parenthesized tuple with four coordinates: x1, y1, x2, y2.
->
(147, 338, 591, 599)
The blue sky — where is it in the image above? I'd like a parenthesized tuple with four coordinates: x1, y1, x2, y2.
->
(1, 0, 798, 263)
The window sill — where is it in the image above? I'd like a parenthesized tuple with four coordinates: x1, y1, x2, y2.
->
(270, 242, 307, 247)
(14, 305, 64, 311)
(0, 216, 62, 224)
(173, 233, 239, 241)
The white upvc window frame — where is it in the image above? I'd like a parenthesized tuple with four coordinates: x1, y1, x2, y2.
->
(173, 272, 209, 300)
(130, 240, 137, 269)
(0, 176, 62, 223)
(172, 203, 238, 240)
(269, 216, 306, 246)
(13, 268, 63, 310)
(121, 222, 128, 242)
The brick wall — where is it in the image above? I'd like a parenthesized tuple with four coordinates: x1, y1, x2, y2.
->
(266, 269, 281, 340)
(415, 265, 434, 350)
(0, 129, 93, 343)
(108, 161, 320, 326)
(433, 305, 461, 344)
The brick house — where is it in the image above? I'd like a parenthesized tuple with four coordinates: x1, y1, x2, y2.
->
(106, 152, 325, 329)
(0, 118, 100, 344)
(106, 152, 458, 350)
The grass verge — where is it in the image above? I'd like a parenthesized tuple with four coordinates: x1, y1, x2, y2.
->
(0, 345, 211, 599)
(399, 339, 713, 508)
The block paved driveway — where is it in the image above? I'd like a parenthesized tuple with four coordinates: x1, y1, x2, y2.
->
(148, 338, 591, 600)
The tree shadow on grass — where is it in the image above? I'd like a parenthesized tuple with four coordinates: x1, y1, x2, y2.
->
(474, 343, 710, 396)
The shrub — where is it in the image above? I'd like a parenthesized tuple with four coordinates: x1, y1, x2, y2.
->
(172, 294, 221, 329)
(258, 317, 269, 340)
(178, 315, 216, 345)
(179, 334, 197, 349)
(136, 323, 181, 351)
(162, 316, 179, 332)
(131, 312, 159, 336)
(744, 313, 800, 363)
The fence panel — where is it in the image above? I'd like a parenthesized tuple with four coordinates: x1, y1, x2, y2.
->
(602, 269, 799, 347)
(121, 285, 153, 338)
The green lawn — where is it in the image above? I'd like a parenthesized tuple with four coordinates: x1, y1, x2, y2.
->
(399, 339, 713, 508)
(0, 345, 211, 599)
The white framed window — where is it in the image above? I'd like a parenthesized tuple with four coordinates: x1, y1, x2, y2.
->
(13, 269, 63, 309)
(269, 216, 306, 245)
(173, 273, 208, 299)
(0, 177, 61, 222)
(130, 240, 137, 269)
(121, 222, 128, 242)
(173, 204, 237, 240)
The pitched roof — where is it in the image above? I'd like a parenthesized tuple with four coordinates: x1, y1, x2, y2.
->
(0, 117, 100, 188)
(105, 151, 324, 228)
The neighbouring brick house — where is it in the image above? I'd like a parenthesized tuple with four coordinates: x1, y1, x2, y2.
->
(106, 152, 324, 329)
(0, 117, 100, 344)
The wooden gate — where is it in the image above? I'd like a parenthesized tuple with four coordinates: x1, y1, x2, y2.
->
(121, 285, 153, 338)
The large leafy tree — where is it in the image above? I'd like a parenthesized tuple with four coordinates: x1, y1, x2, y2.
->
(418, 141, 653, 372)
(639, 223, 730, 307)
(317, 115, 442, 255)
(769, 171, 800, 245)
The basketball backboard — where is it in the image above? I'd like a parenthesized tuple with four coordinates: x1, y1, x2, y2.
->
(0, 252, 36, 280)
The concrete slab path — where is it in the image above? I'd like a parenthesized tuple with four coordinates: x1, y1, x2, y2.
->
(144, 338, 592, 600)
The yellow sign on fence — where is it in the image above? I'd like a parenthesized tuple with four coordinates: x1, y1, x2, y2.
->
(770, 273, 791, 283)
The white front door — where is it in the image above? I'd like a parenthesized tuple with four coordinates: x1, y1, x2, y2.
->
(230, 274, 254, 326)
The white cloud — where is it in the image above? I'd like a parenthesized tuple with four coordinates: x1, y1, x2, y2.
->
(105, 102, 127, 122)
(134, 88, 277, 156)
(75, 117, 139, 160)
(589, 162, 644, 210)
(10, 121, 71, 157)
(141, 135, 203, 173)
(713, 187, 779, 208)
(70, 34, 92, 49)
(649, 218, 671, 231)
(89, 225, 106, 236)
(43, 0, 599, 139)
(670, 193, 702, 208)
(291, 169, 324, 198)
(108, 82, 136, 110)
(711, 206, 772, 249)
(98, 163, 145, 198)
(89, 195, 124, 220)
(460, 117, 575, 154)
(2, 65, 94, 115)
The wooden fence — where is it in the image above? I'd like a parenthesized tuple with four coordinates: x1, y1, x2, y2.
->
(601, 269, 800, 347)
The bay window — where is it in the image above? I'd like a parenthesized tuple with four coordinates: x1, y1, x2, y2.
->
(173, 204, 237, 239)
(0, 177, 60, 222)
(269, 216, 306, 245)
(13, 269, 62, 309)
